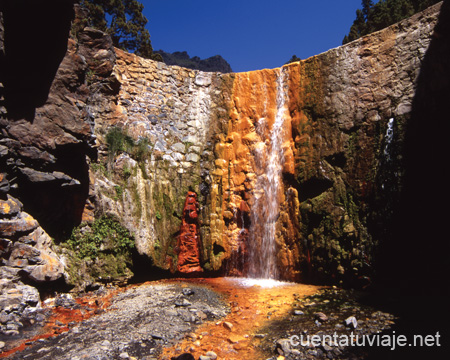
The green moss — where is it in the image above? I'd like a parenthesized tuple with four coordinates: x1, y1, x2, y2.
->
(139, 162, 149, 179)
(343, 193, 359, 222)
(152, 186, 162, 205)
(346, 132, 359, 154)
(114, 185, 123, 200)
(91, 161, 107, 176)
(123, 166, 132, 179)
(90, 253, 133, 280)
(302, 57, 325, 119)
(163, 193, 172, 215)
(132, 183, 142, 219)
(64, 255, 85, 287)
(203, 262, 212, 271)
(65, 216, 135, 260)
(62, 216, 135, 288)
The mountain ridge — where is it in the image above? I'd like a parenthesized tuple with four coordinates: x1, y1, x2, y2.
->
(155, 49, 232, 73)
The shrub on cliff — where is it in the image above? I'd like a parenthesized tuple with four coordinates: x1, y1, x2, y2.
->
(105, 127, 151, 165)
(105, 126, 134, 160)
(79, 0, 162, 61)
(285, 55, 301, 65)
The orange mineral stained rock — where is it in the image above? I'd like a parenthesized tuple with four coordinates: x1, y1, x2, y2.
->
(210, 65, 303, 280)
(177, 191, 203, 273)
(162, 278, 321, 360)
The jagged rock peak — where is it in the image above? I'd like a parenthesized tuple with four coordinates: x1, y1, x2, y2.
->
(155, 49, 233, 73)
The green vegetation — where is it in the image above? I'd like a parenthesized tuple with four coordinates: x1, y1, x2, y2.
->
(131, 183, 142, 219)
(123, 166, 132, 179)
(85, 68, 97, 85)
(132, 137, 152, 162)
(63, 216, 136, 287)
(114, 185, 123, 200)
(302, 57, 325, 121)
(343, 0, 440, 44)
(79, 0, 162, 60)
(91, 161, 107, 176)
(66, 216, 135, 260)
(106, 126, 134, 160)
(285, 54, 301, 65)
(105, 126, 152, 163)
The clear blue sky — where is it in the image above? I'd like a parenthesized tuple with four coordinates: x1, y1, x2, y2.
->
(141, 0, 364, 72)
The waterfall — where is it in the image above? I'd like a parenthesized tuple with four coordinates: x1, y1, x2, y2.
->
(248, 67, 288, 279)
(381, 118, 395, 190)
(383, 118, 395, 159)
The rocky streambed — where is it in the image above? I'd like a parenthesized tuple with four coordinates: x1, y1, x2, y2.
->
(1, 281, 229, 360)
(0, 279, 404, 360)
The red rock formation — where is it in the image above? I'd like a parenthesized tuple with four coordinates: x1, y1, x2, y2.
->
(176, 192, 203, 273)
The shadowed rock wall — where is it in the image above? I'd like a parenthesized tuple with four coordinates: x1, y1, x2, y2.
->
(0, 2, 120, 308)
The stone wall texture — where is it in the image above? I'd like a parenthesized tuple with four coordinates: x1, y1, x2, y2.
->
(0, 1, 446, 293)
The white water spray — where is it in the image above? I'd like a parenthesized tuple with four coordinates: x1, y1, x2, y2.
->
(381, 118, 395, 190)
(383, 118, 395, 159)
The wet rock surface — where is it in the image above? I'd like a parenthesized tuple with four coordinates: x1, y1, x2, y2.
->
(177, 192, 202, 274)
(3, 282, 229, 359)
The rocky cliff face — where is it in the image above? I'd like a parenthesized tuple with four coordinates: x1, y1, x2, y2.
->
(90, 48, 231, 273)
(102, 2, 443, 284)
(206, 4, 432, 281)
(0, 1, 446, 299)
(0, 1, 119, 310)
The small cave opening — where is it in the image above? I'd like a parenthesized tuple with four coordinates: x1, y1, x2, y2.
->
(213, 243, 225, 257)
(324, 152, 347, 169)
(18, 273, 73, 300)
(306, 211, 323, 233)
(129, 252, 176, 284)
(299, 177, 334, 202)
(13, 143, 91, 240)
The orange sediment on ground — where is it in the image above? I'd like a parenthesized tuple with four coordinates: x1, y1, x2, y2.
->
(162, 278, 321, 360)
(0, 286, 124, 358)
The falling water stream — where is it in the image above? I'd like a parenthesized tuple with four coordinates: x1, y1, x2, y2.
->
(248, 67, 288, 280)
(383, 118, 395, 159)
(381, 117, 395, 190)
